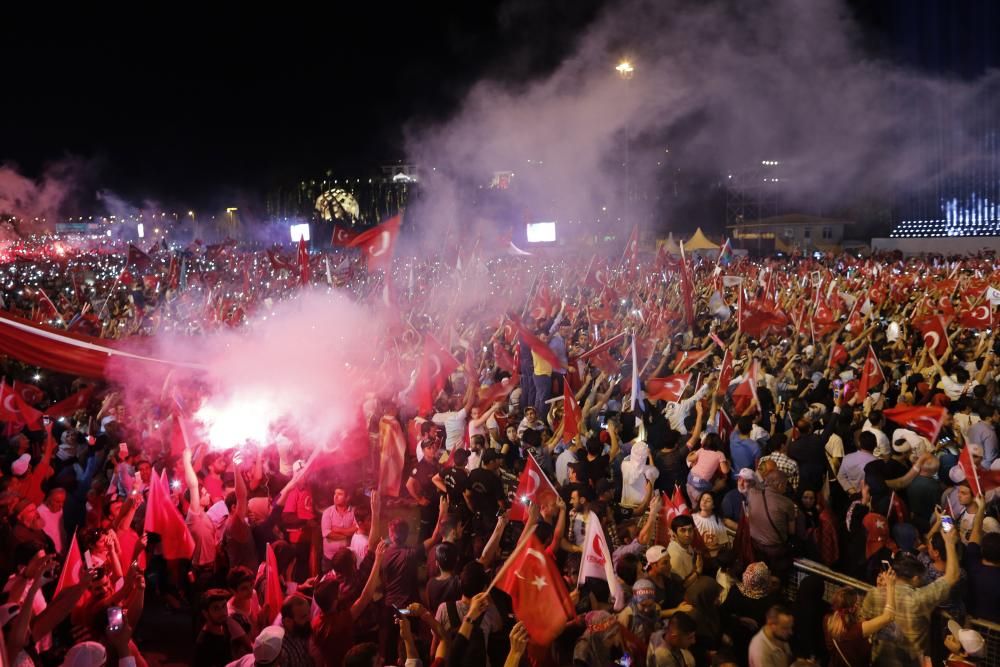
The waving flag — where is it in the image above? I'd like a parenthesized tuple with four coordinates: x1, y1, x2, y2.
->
(413, 334, 460, 414)
(494, 533, 575, 645)
(916, 314, 949, 356)
(297, 236, 311, 285)
(561, 380, 581, 443)
(511, 317, 565, 372)
(346, 214, 401, 273)
(646, 374, 691, 403)
(54, 531, 82, 596)
(377, 415, 407, 497)
(263, 542, 284, 625)
(45, 386, 95, 419)
(960, 303, 993, 330)
(717, 348, 734, 396)
(883, 405, 946, 443)
(143, 469, 195, 560)
(331, 225, 360, 247)
(509, 453, 559, 522)
(856, 346, 885, 399)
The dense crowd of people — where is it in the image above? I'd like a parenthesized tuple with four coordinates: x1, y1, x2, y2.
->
(0, 233, 999, 667)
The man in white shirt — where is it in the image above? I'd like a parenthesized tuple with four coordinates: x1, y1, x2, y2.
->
(837, 431, 878, 496)
(862, 410, 890, 457)
(664, 382, 709, 434)
(432, 385, 475, 452)
(320, 488, 356, 570)
(620, 441, 659, 508)
(555, 440, 581, 486)
(37, 488, 66, 555)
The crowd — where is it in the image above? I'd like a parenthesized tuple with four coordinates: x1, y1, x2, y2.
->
(0, 232, 999, 667)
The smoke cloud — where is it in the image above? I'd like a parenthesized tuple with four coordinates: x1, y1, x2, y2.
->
(112, 290, 395, 453)
(0, 160, 88, 234)
(406, 0, 1000, 234)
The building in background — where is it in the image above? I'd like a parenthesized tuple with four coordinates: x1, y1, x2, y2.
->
(727, 213, 854, 255)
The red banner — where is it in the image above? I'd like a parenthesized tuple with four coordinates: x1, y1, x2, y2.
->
(0, 312, 204, 380)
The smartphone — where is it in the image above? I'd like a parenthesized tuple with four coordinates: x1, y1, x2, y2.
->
(616, 655, 632, 667)
(880, 559, 891, 572)
(394, 606, 412, 616)
(107, 606, 124, 631)
(941, 516, 955, 533)
(597, 413, 608, 430)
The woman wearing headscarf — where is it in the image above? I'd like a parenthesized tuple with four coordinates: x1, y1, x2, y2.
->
(721, 562, 779, 658)
(618, 579, 662, 663)
(572, 610, 628, 667)
(683, 576, 723, 666)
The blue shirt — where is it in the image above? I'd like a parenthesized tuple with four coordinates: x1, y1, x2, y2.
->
(730, 437, 761, 479)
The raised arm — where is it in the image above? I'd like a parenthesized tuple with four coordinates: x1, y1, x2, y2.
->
(181, 446, 202, 516)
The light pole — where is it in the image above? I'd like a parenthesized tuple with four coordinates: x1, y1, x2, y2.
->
(616, 60, 634, 232)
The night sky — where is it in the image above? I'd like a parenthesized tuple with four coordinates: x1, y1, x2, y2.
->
(2, 1, 998, 213)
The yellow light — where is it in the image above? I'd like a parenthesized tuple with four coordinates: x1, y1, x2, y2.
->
(616, 60, 635, 79)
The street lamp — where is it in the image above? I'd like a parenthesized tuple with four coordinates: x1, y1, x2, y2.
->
(616, 60, 635, 231)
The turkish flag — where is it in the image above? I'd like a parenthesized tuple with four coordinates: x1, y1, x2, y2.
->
(529, 285, 558, 322)
(414, 334, 460, 414)
(916, 314, 949, 356)
(54, 530, 83, 596)
(827, 342, 848, 369)
(143, 469, 195, 560)
(477, 372, 520, 411)
(511, 317, 565, 371)
(263, 542, 284, 626)
(35, 289, 60, 321)
(494, 533, 575, 645)
(717, 348, 734, 396)
(674, 348, 712, 373)
(13, 380, 45, 405)
(562, 380, 581, 443)
(960, 304, 994, 330)
(741, 300, 789, 339)
(266, 249, 294, 272)
(731, 361, 760, 416)
(45, 386, 95, 418)
(345, 214, 401, 273)
(509, 453, 559, 522)
(883, 405, 946, 443)
(331, 225, 360, 247)
(957, 445, 1000, 497)
(856, 346, 885, 399)
(127, 244, 152, 269)
(377, 415, 407, 498)
(297, 236, 311, 285)
(493, 341, 516, 373)
(645, 374, 691, 403)
(12, 390, 43, 430)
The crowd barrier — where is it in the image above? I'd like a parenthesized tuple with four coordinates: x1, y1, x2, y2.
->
(785, 559, 1000, 667)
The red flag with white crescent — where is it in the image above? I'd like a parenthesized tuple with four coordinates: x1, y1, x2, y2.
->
(493, 533, 575, 645)
(645, 374, 691, 403)
(916, 314, 949, 356)
(345, 214, 401, 273)
(959, 303, 993, 330)
(883, 405, 946, 443)
(509, 453, 559, 522)
(856, 346, 885, 399)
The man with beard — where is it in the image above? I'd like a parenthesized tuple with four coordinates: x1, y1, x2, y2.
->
(196, 588, 249, 667)
(278, 593, 316, 667)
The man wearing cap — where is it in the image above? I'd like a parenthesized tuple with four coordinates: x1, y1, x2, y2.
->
(225, 626, 284, 667)
(11, 500, 55, 555)
(644, 545, 691, 617)
(944, 619, 985, 666)
(9, 429, 56, 506)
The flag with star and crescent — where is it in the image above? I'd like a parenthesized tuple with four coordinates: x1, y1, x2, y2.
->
(494, 532, 575, 645)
